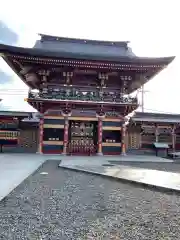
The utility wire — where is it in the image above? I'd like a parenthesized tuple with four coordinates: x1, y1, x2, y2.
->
(0, 92, 28, 96)
(0, 88, 28, 91)
(137, 86, 150, 113)
(0, 91, 26, 92)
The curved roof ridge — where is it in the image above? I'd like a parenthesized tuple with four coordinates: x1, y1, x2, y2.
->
(38, 33, 129, 47)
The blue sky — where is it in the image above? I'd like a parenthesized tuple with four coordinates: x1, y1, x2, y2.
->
(0, 0, 179, 113)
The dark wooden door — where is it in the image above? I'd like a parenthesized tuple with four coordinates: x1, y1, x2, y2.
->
(18, 129, 38, 153)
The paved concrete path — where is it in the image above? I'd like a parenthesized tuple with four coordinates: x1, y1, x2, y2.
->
(0, 154, 45, 201)
(0, 153, 172, 163)
(59, 164, 180, 192)
(59, 155, 173, 167)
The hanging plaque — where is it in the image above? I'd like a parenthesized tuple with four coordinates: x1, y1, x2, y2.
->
(141, 125, 155, 134)
(158, 128, 172, 134)
(0, 120, 18, 129)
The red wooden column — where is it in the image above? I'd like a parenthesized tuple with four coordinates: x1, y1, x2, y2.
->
(62, 116, 69, 155)
(121, 123, 126, 156)
(97, 117, 103, 155)
(37, 117, 44, 154)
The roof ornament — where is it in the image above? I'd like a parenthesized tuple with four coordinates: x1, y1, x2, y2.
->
(61, 107, 72, 117)
(20, 66, 33, 75)
(96, 107, 105, 118)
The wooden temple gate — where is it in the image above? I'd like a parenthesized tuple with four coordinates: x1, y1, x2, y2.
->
(0, 33, 175, 156)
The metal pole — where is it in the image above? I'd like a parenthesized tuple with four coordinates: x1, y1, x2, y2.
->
(141, 85, 144, 112)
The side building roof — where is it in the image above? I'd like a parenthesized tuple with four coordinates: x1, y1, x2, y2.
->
(131, 112, 180, 124)
(0, 111, 33, 117)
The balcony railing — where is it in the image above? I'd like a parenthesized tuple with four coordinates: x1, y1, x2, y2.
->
(28, 90, 138, 104)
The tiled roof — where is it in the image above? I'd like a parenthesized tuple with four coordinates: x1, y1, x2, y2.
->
(0, 111, 32, 117)
(34, 34, 135, 60)
(0, 34, 175, 63)
(132, 112, 180, 123)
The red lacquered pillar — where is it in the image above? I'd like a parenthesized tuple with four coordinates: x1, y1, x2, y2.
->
(38, 117, 44, 154)
(97, 117, 103, 155)
(121, 123, 126, 156)
(62, 117, 69, 155)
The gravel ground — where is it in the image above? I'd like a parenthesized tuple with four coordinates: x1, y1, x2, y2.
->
(109, 161, 180, 173)
(1, 160, 180, 239)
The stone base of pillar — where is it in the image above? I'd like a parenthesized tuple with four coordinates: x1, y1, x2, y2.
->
(61, 152, 67, 156)
(36, 151, 43, 154)
(97, 152, 103, 156)
(120, 152, 127, 156)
